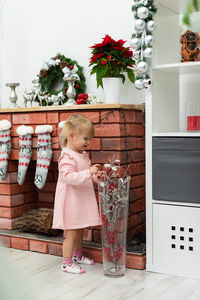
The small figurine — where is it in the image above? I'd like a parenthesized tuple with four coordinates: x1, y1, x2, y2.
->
(38, 92, 49, 106)
(23, 89, 34, 107)
(180, 30, 200, 62)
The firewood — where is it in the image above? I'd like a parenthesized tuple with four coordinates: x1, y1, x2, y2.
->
(15, 208, 60, 236)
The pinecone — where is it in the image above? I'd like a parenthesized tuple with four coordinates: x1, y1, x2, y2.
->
(40, 69, 48, 78)
(60, 61, 69, 69)
(63, 87, 68, 95)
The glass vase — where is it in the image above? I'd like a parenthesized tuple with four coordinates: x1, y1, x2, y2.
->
(98, 176, 131, 277)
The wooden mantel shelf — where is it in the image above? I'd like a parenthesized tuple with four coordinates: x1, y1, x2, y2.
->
(0, 103, 145, 113)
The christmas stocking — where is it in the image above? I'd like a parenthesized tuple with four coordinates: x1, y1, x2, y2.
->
(17, 125, 34, 185)
(34, 125, 53, 189)
(0, 120, 11, 181)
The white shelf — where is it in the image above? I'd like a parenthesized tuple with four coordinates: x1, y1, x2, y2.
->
(157, 0, 189, 14)
(153, 132, 200, 137)
(152, 199, 200, 208)
(152, 62, 200, 74)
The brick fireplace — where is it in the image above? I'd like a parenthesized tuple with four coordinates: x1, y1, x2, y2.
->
(0, 104, 145, 269)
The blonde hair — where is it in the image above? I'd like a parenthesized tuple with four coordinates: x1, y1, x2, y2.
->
(60, 114, 94, 148)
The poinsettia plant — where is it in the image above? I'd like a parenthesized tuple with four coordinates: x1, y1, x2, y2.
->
(89, 34, 135, 88)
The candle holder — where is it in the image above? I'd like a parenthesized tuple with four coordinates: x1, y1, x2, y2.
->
(63, 77, 77, 105)
(6, 83, 20, 108)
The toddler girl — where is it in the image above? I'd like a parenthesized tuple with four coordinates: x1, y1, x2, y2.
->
(52, 114, 102, 274)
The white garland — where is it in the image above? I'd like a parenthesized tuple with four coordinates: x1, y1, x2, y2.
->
(130, 0, 157, 90)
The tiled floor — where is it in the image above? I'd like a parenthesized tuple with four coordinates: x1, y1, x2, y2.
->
(1, 247, 200, 300)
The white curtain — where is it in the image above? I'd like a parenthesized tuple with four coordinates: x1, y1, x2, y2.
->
(0, 0, 6, 107)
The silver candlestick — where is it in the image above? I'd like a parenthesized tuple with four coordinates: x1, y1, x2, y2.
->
(6, 83, 20, 108)
(64, 77, 77, 105)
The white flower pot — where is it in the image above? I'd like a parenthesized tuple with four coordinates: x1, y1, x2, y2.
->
(102, 77, 122, 104)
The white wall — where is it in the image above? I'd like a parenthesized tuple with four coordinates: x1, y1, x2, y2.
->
(0, 0, 145, 108)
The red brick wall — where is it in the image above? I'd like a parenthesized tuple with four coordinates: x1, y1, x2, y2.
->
(0, 108, 145, 243)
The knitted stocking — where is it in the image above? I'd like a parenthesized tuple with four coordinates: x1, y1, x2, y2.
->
(34, 125, 53, 189)
(17, 125, 34, 185)
(0, 120, 11, 181)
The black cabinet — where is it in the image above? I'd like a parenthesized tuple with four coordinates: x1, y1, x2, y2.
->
(153, 137, 200, 203)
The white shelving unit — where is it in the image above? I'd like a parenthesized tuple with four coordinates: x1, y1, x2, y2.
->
(146, 0, 200, 279)
(153, 61, 200, 74)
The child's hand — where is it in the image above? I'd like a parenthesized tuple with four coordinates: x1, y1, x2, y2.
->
(90, 164, 100, 175)
(97, 171, 105, 178)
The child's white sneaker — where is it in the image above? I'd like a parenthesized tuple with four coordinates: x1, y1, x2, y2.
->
(61, 262, 85, 274)
(73, 255, 95, 265)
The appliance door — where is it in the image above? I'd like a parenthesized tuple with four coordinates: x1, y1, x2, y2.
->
(153, 137, 200, 203)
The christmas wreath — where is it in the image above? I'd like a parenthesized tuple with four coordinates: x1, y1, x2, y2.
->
(32, 54, 86, 106)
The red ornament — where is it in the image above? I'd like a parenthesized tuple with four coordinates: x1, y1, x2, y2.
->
(75, 84, 79, 88)
(56, 57, 59, 60)
(83, 93, 88, 100)
(76, 99, 82, 105)
(69, 65, 74, 69)
(78, 93, 84, 99)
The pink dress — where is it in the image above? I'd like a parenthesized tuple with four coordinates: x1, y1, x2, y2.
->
(52, 147, 101, 229)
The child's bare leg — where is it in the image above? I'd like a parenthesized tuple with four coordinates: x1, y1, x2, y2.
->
(73, 228, 95, 265)
(63, 229, 77, 257)
(73, 228, 83, 251)
(62, 229, 85, 274)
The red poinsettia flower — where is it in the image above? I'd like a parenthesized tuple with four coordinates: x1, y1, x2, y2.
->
(102, 34, 115, 46)
(89, 34, 135, 88)
(117, 39, 126, 46)
(90, 42, 103, 49)
(123, 48, 133, 57)
(89, 53, 104, 63)
(90, 34, 115, 49)
(101, 60, 107, 65)
(114, 45, 124, 52)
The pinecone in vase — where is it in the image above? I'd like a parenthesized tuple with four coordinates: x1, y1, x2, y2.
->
(60, 61, 69, 69)
(40, 69, 48, 78)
